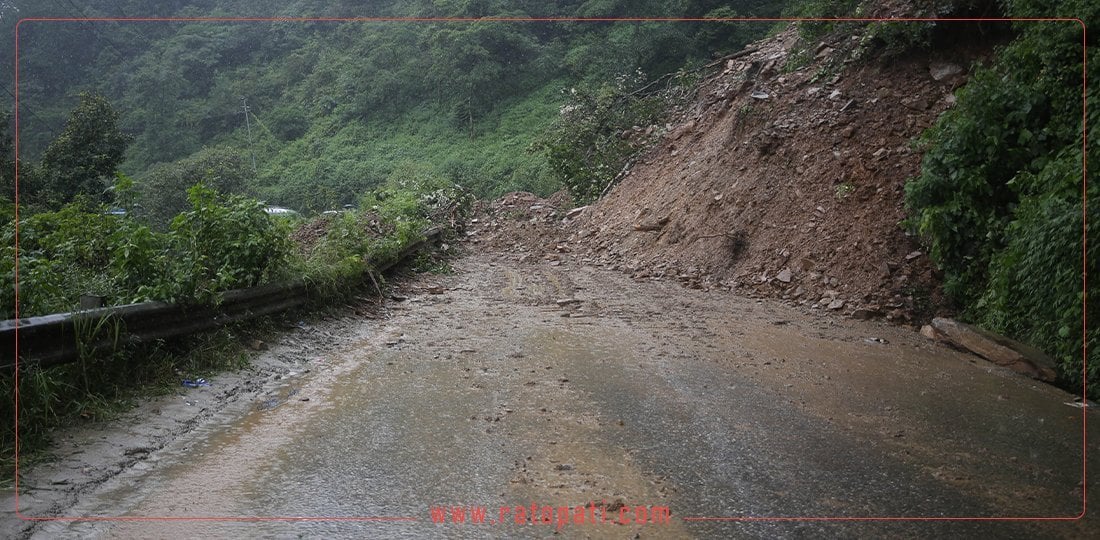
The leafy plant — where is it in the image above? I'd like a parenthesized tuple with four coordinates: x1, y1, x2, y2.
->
(534, 68, 695, 203)
(905, 4, 1097, 394)
(155, 183, 293, 304)
(834, 182, 854, 199)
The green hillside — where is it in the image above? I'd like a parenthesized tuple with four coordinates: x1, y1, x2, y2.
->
(1, 0, 785, 217)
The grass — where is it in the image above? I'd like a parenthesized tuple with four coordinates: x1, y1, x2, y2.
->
(2, 192, 462, 479)
(251, 82, 565, 212)
(0, 325, 254, 482)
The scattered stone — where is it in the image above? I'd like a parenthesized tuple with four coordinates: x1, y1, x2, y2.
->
(671, 120, 696, 139)
(920, 324, 942, 341)
(928, 61, 964, 82)
(850, 308, 876, 320)
(827, 299, 845, 310)
(902, 97, 930, 111)
(247, 339, 267, 351)
(555, 298, 582, 306)
(426, 285, 445, 294)
(633, 216, 670, 232)
(930, 318, 1057, 381)
(776, 268, 792, 283)
(565, 206, 589, 219)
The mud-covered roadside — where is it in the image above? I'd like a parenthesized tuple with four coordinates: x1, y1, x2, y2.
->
(0, 296, 403, 539)
(8, 243, 1096, 539)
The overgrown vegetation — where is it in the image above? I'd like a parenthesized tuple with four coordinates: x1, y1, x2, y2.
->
(1, 324, 255, 481)
(905, 0, 1097, 394)
(2, 0, 792, 214)
(1, 179, 293, 318)
(534, 68, 700, 203)
(1, 165, 471, 477)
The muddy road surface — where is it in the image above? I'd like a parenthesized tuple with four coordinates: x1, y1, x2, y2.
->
(6, 253, 1096, 539)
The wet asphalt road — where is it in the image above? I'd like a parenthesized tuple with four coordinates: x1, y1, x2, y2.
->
(22, 255, 1097, 538)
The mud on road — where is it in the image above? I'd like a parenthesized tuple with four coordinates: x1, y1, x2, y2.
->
(4, 250, 1097, 539)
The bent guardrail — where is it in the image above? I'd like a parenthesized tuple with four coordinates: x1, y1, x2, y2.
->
(1, 228, 441, 371)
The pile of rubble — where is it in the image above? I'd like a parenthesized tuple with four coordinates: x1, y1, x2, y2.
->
(563, 21, 989, 323)
(463, 191, 572, 263)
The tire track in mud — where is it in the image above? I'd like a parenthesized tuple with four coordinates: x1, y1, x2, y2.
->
(7, 253, 1096, 539)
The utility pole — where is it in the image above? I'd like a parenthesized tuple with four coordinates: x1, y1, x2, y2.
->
(240, 96, 257, 173)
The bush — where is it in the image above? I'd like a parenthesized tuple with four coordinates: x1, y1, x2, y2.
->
(138, 147, 254, 227)
(153, 184, 293, 304)
(2, 183, 293, 318)
(905, 6, 1097, 394)
(2, 198, 148, 317)
(535, 69, 695, 204)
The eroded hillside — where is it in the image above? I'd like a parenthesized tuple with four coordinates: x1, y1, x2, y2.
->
(563, 24, 994, 323)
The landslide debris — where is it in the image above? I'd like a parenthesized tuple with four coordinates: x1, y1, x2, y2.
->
(562, 23, 993, 323)
(466, 21, 998, 326)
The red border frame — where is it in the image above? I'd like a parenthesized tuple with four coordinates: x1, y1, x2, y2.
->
(8, 15, 1086, 527)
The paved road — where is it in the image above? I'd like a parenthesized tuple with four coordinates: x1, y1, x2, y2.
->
(20, 255, 1097, 538)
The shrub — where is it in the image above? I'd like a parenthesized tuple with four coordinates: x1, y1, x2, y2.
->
(534, 69, 694, 204)
(905, 6, 1097, 393)
(154, 184, 292, 304)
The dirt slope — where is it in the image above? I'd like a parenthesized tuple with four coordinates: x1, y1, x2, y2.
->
(564, 24, 989, 324)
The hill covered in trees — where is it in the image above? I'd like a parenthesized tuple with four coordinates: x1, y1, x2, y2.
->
(0, 1, 1094, 395)
(1, 0, 789, 218)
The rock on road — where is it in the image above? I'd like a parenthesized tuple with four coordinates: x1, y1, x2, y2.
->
(14, 254, 1097, 538)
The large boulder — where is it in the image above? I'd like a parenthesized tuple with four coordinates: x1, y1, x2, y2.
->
(927, 318, 1057, 381)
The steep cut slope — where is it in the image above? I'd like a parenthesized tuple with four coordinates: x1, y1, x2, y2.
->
(567, 24, 988, 323)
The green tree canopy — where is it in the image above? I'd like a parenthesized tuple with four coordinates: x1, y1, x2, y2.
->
(138, 146, 253, 227)
(35, 93, 131, 206)
(0, 112, 12, 203)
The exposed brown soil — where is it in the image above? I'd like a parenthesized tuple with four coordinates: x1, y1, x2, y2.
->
(470, 24, 999, 326)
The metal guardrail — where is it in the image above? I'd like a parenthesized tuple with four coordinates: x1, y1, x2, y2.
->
(0, 228, 441, 371)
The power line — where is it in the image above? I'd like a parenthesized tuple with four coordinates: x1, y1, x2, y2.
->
(240, 97, 257, 172)
(1, 84, 61, 139)
(43, 0, 128, 59)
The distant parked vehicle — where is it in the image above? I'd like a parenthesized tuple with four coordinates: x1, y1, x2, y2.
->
(104, 207, 127, 216)
(263, 206, 299, 216)
(321, 204, 356, 216)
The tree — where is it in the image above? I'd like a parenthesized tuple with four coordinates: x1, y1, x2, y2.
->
(36, 93, 130, 206)
(138, 146, 252, 227)
(0, 112, 12, 202)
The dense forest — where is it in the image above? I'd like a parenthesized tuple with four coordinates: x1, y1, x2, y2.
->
(1, 0, 787, 217)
